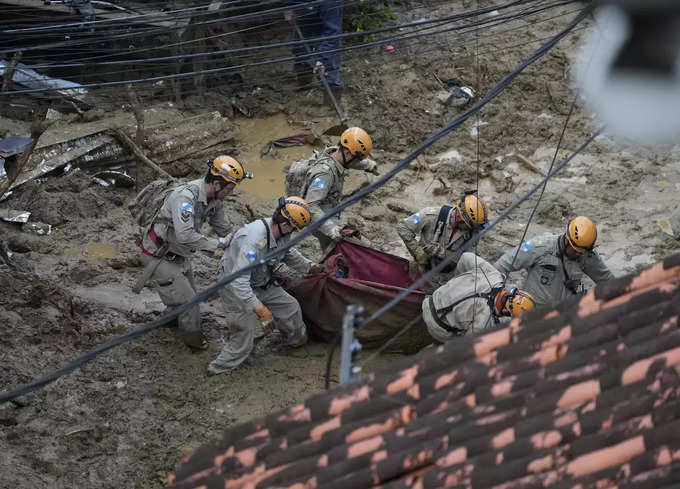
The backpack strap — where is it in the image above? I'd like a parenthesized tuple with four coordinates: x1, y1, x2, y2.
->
(433, 205, 453, 244)
(429, 285, 502, 333)
(260, 219, 280, 289)
(260, 218, 271, 250)
(557, 237, 581, 294)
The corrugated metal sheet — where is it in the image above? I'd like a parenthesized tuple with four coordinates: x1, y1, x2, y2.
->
(168, 253, 680, 489)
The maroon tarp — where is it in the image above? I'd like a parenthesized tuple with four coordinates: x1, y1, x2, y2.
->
(284, 239, 430, 351)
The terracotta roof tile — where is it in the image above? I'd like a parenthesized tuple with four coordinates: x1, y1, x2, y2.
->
(168, 253, 680, 489)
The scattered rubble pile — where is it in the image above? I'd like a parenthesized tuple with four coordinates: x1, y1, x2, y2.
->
(168, 253, 680, 489)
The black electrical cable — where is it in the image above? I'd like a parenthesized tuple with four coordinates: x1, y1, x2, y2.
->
(0, 0, 310, 36)
(1, 0, 541, 63)
(0, 0, 362, 53)
(111, 10, 588, 104)
(0, 8, 589, 404)
(3, 0, 231, 33)
(1, 0, 581, 95)
(20, 0, 544, 68)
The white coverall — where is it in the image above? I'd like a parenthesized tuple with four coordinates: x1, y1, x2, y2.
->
(422, 253, 505, 343)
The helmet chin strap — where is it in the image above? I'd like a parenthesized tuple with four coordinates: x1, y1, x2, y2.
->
(495, 289, 508, 316)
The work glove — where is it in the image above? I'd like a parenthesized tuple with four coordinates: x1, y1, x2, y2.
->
(341, 227, 360, 238)
(313, 61, 325, 77)
(362, 158, 379, 175)
(413, 246, 430, 267)
(308, 262, 326, 275)
(328, 226, 342, 243)
(253, 303, 273, 322)
(283, 9, 295, 22)
(217, 232, 233, 249)
(422, 242, 445, 259)
(253, 303, 275, 333)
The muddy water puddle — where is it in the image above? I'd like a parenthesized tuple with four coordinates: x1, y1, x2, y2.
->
(234, 113, 335, 199)
(64, 242, 117, 258)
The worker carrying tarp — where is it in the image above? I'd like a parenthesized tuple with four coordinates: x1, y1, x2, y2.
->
(283, 237, 431, 351)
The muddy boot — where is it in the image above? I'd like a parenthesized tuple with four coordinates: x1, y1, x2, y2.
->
(207, 356, 258, 376)
(183, 331, 209, 351)
(253, 323, 266, 340)
(286, 330, 308, 348)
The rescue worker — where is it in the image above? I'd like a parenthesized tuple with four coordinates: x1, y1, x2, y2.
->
(303, 126, 376, 250)
(283, 0, 344, 91)
(494, 216, 615, 307)
(208, 196, 324, 376)
(422, 252, 536, 342)
(139, 156, 251, 350)
(397, 190, 489, 285)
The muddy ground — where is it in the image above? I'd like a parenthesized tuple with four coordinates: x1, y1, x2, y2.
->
(2, 2, 680, 488)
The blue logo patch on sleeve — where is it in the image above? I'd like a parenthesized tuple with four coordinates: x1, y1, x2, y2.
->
(311, 177, 327, 189)
(245, 250, 257, 262)
(521, 241, 532, 252)
(412, 213, 421, 224)
(180, 202, 194, 222)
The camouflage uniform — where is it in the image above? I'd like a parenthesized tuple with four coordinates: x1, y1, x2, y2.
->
(208, 218, 312, 374)
(396, 205, 473, 286)
(302, 148, 376, 250)
(141, 178, 231, 348)
(494, 234, 615, 308)
(422, 253, 505, 342)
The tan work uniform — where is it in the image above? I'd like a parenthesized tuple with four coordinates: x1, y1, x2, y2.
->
(141, 178, 231, 348)
(302, 147, 376, 251)
(494, 234, 615, 308)
(208, 218, 312, 374)
(422, 252, 505, 343)
(396, 205, 472, 286)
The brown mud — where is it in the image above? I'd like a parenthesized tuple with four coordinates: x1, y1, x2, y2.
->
(1, 2, 679, 487)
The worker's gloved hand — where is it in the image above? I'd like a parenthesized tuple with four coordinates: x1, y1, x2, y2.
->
(422, 242, 445, 259)
(413, 246, 430, 267)
(362, 158, 380, 175)
(217, 232, 233, 249)
(314, 61, 325, 77)
(341, 227, 360, 238)
(283, 9, 295, 22)
(253, 303, 273, 322)
(308, 262, 326, 275)
(328, 226, 342, 243)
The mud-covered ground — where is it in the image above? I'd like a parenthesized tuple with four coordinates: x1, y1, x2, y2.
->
(2, 1, 680, 487)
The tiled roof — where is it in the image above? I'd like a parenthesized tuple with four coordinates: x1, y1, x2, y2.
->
(168, 253, 680, 489)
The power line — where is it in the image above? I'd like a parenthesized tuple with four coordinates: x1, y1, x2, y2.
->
(107, 9, 587, 105)
(0, 7, 590, 405)
(1, 0, 541, 59)
(1, 0, 581, 95)
(0, 0, 368, 53)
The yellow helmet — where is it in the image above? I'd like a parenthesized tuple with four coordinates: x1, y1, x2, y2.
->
(340, 127, 372, 158)
(209, 156, 252, 184)
(565, 216, 597, 253)
(277, 196, 312, 230)
(456, 190, 488, 229)
(505, 288, 536, 317)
